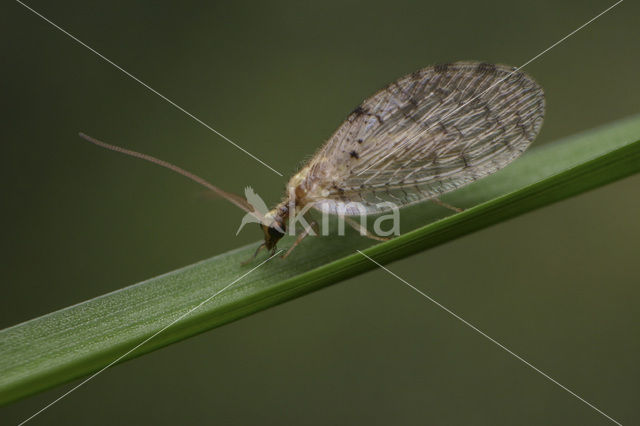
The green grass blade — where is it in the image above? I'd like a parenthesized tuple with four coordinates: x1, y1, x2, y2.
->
(2, 114, 640, 405)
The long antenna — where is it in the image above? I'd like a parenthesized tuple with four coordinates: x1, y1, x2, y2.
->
(79, 132, 252, 213)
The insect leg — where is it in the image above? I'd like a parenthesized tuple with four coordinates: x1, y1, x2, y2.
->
(432, 197, 464, 213)
(343, 216, 389, 242)
(241, 243, 266, 265)
(282, 220, 317, 259)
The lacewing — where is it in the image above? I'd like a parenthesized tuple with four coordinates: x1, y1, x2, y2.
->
(81, 61, 545, 261)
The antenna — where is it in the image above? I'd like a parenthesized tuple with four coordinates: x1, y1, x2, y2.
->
(79, 132, 252, 213)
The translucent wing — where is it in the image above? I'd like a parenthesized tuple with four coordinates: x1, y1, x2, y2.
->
(302, 62, 545, 215)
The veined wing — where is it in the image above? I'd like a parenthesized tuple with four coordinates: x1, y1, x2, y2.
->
(305, 62, 545, 215)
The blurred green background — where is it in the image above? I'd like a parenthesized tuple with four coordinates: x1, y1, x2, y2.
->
(2, 0, 639, 424)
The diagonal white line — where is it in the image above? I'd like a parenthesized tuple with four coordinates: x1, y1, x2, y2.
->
(15, 0, 283, 177)
(516, 0, 624, 70)
(357, 250, 623, 426)
(357, 0, 624, 178)
(18, 250, 283, 426)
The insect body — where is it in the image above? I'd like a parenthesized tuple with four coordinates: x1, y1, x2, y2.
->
(256, 62, 544, 256)
(82, 61, 545, 261)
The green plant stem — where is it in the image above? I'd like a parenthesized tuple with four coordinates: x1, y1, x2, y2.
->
(1, 114, 640, 405)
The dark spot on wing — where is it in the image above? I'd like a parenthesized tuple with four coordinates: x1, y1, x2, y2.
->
(357, 138, 363, 144)
(351, 105, 365, 116)
(350, 105, 383, 124)
(434, 63, 451, 73)
(349, 150, 359, 159)
(476, 62, 496, 74)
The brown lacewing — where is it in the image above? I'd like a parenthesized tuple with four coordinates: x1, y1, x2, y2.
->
(81, 61, 545, 261)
